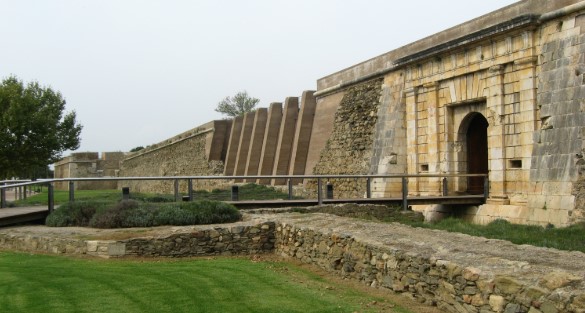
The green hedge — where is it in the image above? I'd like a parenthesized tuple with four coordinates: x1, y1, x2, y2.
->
(46, 200, 241, 228)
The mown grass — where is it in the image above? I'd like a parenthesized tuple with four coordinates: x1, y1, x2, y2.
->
(14, 183, 297, 206)
(194, 183, 299, 201)
(403, 217, 585, 253)
(14, 189, 122, 206)
(0, 252, 410, 313)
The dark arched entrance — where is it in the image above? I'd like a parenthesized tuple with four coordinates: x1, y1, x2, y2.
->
(466, 114, 489, 194)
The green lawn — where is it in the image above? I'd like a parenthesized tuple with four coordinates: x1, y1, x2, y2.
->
(0, 252, 409, 313)
(14, 183, 298, 206)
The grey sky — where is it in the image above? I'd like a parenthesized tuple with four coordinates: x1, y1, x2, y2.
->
(1, 0, 518, 154)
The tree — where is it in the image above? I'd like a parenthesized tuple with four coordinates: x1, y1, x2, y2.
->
(215, 91, 260, 117)
(0, 76, 82, 178)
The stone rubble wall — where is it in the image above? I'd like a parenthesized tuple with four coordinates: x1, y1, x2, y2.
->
(122, 223, 276, 257)
(309, 78, 383, 198)
(272, 214, 585, 313)
(0, 222, 276, 258)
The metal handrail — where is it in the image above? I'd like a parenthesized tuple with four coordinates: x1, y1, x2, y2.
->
(0, 173, 489, 211)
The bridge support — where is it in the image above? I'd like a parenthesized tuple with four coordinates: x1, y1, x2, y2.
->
(0, 186, 5, 208)
(69, 181, 75, 202)
(48, 183, 54, 213)
(188, 179, 194, 202)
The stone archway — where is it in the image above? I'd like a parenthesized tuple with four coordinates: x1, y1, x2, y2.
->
(463, 113, 489, 194)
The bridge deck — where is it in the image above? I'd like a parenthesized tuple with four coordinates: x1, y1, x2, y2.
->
(226, 195, 485, 209)
(0, 195, 484, 227)
(0, 206, 49, 227)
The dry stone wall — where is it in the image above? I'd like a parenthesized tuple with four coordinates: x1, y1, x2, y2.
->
(0, 222, 276, 258)
(310, 78, 383, 197)
(272, 213, 585, 313)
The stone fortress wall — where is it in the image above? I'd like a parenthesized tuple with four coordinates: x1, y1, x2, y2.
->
(53, 152, 126, 190)
(55, 0, 585, 226)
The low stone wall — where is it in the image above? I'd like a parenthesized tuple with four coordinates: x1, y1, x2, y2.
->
(0, 222, 276, 258)
(270, 213, 585, 313)
(122, 223, 275, 257)
(1, 213, 584, 313)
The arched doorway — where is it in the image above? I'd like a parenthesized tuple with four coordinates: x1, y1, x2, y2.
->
(465, 114, 489, 194)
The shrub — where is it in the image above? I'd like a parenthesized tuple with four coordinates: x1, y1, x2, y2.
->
(129, 193, 175, 203)
(88, 200, 143, 228)
(46, 200, 110, 227)
(56, 199, 243, 229)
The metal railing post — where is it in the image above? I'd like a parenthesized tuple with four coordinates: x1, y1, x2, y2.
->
(69, 181, 75, 202)
(0, 186, 6, 208)
(48, 183, 54, 213)
(326, 182, 333, 199)
(188, 179, 194, 202)
(366, 177, 371, 199)
(122, 187, 130, 200)
(442, 178, 448, 196)
(231, 185, 239, 201)
(174, 179, 180, 202)
(23, 186, 27, 200)
(402, 177, 408, 210)
(287, 179, 293, 200)
(317, 178, 323, 205)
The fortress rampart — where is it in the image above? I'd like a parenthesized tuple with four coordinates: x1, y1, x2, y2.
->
(56, 0, 585, 226)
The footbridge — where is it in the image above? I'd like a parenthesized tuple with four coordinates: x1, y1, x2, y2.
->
(0, 174, 488, 226)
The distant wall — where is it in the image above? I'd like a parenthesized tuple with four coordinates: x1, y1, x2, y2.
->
(118, 120, 230, 193)
(53, 152, 126, 190)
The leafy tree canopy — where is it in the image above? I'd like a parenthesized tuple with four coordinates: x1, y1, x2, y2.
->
(0, 76, 82, 178)
(215, 91, 259, 117)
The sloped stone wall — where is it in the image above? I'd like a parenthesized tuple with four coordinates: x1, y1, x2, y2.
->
(310, 78, 383, 197)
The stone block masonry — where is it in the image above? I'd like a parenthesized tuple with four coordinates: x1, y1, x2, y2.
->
(257, 103, 283, 184)
(54, 152, 126, 190)
(289, 91, 317, 183)
(223, 116, 244, 176)
(233, 112, 256, 182)
(244, 108, 268, 182)
(271, 97, 299, 185)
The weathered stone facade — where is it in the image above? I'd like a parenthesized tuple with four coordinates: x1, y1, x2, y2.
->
(307, 79, 383, 197)
(53, 152, 126, 190)
(314, 0, 585, 226)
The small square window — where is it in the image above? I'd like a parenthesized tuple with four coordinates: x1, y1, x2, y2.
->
(509, 160, 522, 169)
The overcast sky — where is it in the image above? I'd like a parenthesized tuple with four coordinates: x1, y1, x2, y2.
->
(1, 0, 518, 154)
